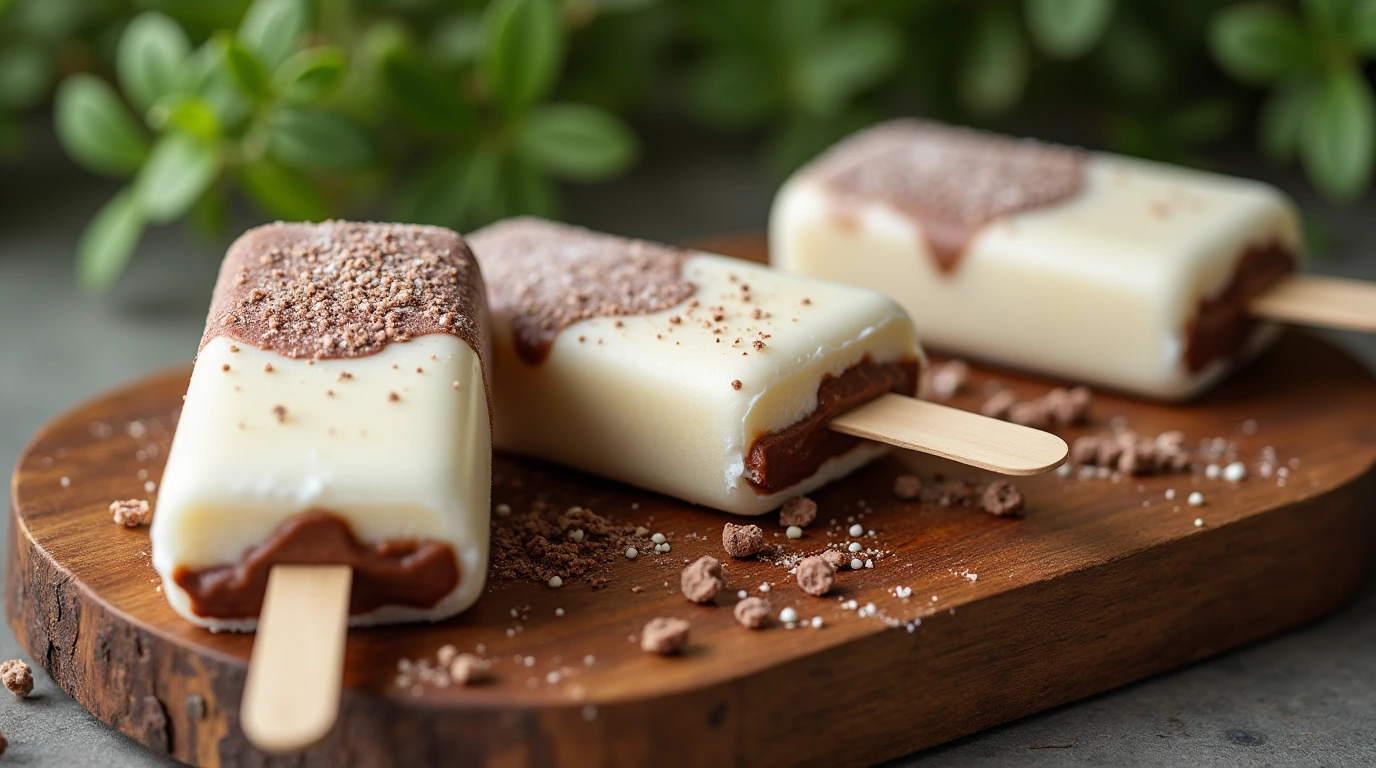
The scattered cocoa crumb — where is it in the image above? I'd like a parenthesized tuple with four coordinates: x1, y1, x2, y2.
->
(640, 617, 690, 654)
(221, 364, 230, 372)
(722, 523, 764, 558)
(921, 359, 970, 400)
(488, 500, 649, 588)
(388, 391, 400, 402)
(1072, 429, 1192, 476)
(110, 498, 152, 527)
(796, 556, 836, 596)
(734, 597, 770, 629)
(981, 390, 1018, 419)
(779, 496, 817, 528)
(819, 549, 848, 570)
(450, 654, 492, 685)
(263, 363, 273, 373)
(1007, 400, 1050, 429)
(0, 660, 32, 697)
(893, 474, 922, 500)
(731, 379, 742, 391)
(228, 344, 239, 353)
(1070, 436, 1100, 465)
(681, 556, 723, 604)
(982, 481, 1025, 517)
(1044, 386, 1092, 425)
(934, 480, 974, 507)
(337, 371, 352, 381)
(271, 404, 287, 422)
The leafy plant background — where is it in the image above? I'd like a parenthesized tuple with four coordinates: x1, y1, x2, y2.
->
(1, 0, 1373, 287)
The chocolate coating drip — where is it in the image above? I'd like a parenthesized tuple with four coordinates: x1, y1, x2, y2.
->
(808, 120, 1087, 273)
(205, 221, 489, 372)
(746, 357, 920, 495)
(469, 218, 696, 364)
(1185, 243, 1295, 373)
(172, 511, 461, 620)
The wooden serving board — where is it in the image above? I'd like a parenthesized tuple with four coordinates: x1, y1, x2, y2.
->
(5, 242, 1375, 768)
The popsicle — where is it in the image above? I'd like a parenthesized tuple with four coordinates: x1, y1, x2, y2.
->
(770, 119, 1376, 400)
(469, 218, 1066, 517)
(151, 221, 491, 748)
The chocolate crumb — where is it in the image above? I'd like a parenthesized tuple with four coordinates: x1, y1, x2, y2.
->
(388, 391, 400, 402)
(779, 496, 818, 528)
(893, 474, 922, 500)
(110, 498, 152, 527)
(1007, 400, 1050, 429)
(981, 390, 1018, 419)
(722, 523, 764, 558)
(680, 556, 724, 604)
(819, 549, 848, 570)
(640, 617, 690, 654)
(221, 364, 230, 372)
(796, 556, 836, 596)
(0, 660, 32, 697)
(271, 404, 287, 423)
(337, 372, 352, 381)
(982, 481, 1025, 517)
(734, 597, 770, 629)
(1071, 436, 1101, 465)
(731, 379, 743, 391)
(263, 363, 273, 373)
(449, 654, 493, 685)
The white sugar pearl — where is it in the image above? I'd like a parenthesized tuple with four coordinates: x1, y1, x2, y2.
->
(864, 559, 874, 569)
(1205, 464, 1220, 479)
(848, 523, 864, 536)
(811, 616, 824, 628)
(660, 543, 671, 553)
(555, 608, 565, 617)
(1194, 518, 1204, 527)
(625, 547, 638, 559)
(779, 607, 798, 624)
(1165, 489, 1176, 500)
(495, 503, 511, 516)
(548, 576, 563, 588)
(1188, 492, 1205, 507)
(850, 558, 864, 570)
(848, 542, 862, 552)
(737, 590, 748, 599)
(651, 533, 666, 544)
(1223, 461, 1247, 482)
(759, 582, 771, 593)
(569, 529, 584, 542)
(786, 526, 803, 539)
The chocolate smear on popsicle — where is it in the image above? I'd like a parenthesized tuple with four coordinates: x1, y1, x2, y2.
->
(808, 120, 1086, 274)
(470, 218, 696, 364)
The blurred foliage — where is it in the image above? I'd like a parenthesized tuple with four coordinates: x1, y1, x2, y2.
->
(0, 0, 1373, 287)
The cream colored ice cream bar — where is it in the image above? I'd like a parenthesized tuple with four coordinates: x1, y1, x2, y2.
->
(469, 218, 924, 516)
(151, 221, 492, 631)
(770, 120, 1301, 400)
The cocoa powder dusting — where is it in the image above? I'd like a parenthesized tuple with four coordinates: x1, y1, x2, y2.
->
(203, 221, 489, 379)
(807, 120, 1086, 272)
(488, 499, 654, 588)
(468, 218, 696, 364)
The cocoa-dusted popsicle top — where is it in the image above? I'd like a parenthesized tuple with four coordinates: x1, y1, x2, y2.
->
(805, 119, 1087, 273)
(204, 221, 490, 373)
(469, 217, 696, 364)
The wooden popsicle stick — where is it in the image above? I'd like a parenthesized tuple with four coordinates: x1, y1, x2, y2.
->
(830, 394, 1068, 476)
(240, 564, 352, 753)
(1250, 275, 1376, 332)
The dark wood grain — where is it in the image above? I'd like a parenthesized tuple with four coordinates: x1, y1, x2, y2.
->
(7, 236, 1375, 768)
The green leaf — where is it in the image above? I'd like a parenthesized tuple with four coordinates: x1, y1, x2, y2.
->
(793, 20, 902, 117)
(1260, 77, 1315, 162)
(1301, 67, 1375, 200)
(268, 107, 374, 171)
(503, 158, 557, 218)
(773, 0, 827, 49)
(431, 13, 485, 67)
(958, 7, 1029, 116)
(1167, 99, 1237, 145)
(1351, 0, 1376, 53)
(687, 51, 776, 129)
(135, 132, 221, 223)
(515, 103, 637, 181)
(188, 187, 228, 239)
(0, 39, 52, 109)
(1025, 0, 1116, 59)
(381, 50, 476, 135)
(274, 47, 345, 103)
(77, 189, 145, 290)
(482, 0, 564, 114)
(1097, 17, 1169, 99)
(54, 74, 149, 176)
(223, 38, 272, 100)
(394, 149, 502, 229)
(240, 156, 330, 220)
(1302, 0, 1348, 35)
(239, 0, 309, 69)
(149, 95, 220, 142)
(116, 12, 191, 113)
(1209, 4, 1311, 85)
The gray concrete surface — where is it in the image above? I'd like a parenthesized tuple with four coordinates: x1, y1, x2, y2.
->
(1, 126, 1373, 766)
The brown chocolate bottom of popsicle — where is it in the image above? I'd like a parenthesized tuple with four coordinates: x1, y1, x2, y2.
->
(1185, 242, 1296, 373)
(746, 356, 920, 495)
(173, 511, 459, 620)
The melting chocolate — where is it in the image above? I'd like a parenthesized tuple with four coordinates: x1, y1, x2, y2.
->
(1184, 243, 1296, 373)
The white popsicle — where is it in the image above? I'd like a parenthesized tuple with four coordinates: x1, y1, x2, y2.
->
(152, 221, 492, 632)
(771, 119, 1303, 400)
